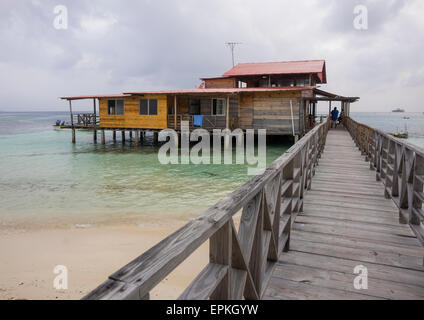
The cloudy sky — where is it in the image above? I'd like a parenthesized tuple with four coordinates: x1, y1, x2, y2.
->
(0, 0, 423, 112)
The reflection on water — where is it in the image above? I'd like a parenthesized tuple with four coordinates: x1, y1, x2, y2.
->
(0, 112, 290, 228)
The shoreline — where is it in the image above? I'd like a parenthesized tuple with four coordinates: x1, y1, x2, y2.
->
(0, 219, 208, 300)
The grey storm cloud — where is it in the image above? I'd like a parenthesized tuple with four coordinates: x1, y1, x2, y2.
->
(0, 0, 423, 111)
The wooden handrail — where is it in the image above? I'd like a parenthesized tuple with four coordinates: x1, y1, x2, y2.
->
(344, 117, 424, 254)
(83, 120, 330, 300)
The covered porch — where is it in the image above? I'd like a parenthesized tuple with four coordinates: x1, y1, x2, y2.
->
(302, 89, 360, 131)
(166, 93, 239, 131)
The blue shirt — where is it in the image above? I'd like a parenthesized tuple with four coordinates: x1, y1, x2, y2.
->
(331, 109, 339, 120)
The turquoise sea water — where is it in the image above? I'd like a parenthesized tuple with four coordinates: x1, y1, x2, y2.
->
(350, 112, 424, 149)
(0, 112, 289, 229)
(1, 112, 423, 230)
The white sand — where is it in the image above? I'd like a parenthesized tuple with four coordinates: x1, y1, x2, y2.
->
(0, 220, 208, 300)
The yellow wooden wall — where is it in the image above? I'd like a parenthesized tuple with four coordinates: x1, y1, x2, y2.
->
(99, 95, 168, 129)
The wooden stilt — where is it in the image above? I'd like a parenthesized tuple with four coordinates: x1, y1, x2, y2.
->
(113, 130, 116, 142)
(129, 131, 133, 141)
(69, 100, 75, 144)
(101, 129, 105, 145)
(135, 130, 140, 146)
(121, 130, 125, 143)
(174, 96, 178, 129)
(93, 98, 97, 143)
(153, 131, 159, 145)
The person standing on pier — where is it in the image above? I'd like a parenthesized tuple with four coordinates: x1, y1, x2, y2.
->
(331, 107, 339, 129)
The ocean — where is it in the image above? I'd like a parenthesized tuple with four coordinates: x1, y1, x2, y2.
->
(350, 112, 424, 149)
(0, 112, 289, 229)
(1, 111, 423, 230)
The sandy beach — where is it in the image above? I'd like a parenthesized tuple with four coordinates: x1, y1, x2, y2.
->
(0, 219, 208, 300)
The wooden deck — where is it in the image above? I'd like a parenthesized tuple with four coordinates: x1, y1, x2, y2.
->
(264, 126, 424, 300)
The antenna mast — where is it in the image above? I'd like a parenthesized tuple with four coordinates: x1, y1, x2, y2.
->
(226, 42, 242, 67)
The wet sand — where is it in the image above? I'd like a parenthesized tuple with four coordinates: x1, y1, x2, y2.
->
(0, 220, 208, 300)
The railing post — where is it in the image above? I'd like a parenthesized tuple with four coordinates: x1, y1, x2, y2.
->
(281, 159, 294, 252)
(399, 147, 413, 224)
(410, 154, 424, 265)
(209, 221, 232, 299)
(249, 191, 264, 297)
(411, 154, 423, 226)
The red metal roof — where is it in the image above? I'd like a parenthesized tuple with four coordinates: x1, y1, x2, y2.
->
(222, 60, 327, 83)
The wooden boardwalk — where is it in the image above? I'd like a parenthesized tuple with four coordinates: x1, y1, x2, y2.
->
(264, 126, 424, 300)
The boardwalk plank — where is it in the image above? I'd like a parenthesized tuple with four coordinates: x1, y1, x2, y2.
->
(264, 126, 424, 300)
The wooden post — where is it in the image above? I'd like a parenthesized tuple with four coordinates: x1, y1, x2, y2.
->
(112, 130, 116, 142)
(226, 96, 230, 129)
(135, 130, 140, 146)
(121, 130, 125, 144)
(129, 130, 133, 141)
(69, 100, 75, 143)
(93, 99, 97, 143)
(174, 96, 177, 129)
(153, 132, 159, 145)
(209, 221, 231, 299)
(101, 129, 105, 145)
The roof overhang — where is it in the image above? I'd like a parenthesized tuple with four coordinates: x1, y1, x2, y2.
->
(124, 86, 316, 96)
(60, 94, 131, 101)
(308, 88, 359, 103)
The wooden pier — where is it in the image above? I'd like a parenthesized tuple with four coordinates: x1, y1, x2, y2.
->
(264, 125, 424, 299)
(83, 117, 424, 300)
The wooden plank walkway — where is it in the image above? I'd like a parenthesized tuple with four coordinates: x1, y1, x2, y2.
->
(264, 126, 424, 300)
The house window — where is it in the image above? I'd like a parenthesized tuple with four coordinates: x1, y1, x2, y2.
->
(212, 98, 226, 116)
(189, 99, 201, 115)
(277, 80, 294, 87)
(296, 79, 310, 87)
(108, 100, 125, 115)
(258, 79, 269, 87)
(139, 99, 158, 115)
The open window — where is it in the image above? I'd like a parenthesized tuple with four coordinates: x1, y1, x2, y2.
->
(211, 98, 226, 116)
(108, 100, 125, 115)
(189, 99, 201, 115)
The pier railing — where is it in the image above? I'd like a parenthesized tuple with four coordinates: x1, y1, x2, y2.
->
(345, 117, 424, 248)
(83, 120, 330, 300)
(75, 113, 99, 127)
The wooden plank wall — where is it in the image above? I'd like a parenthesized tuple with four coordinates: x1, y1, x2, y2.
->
(99, 95, 168, 129)
(239, 91, 302, 134)
(204, 78, 236, 88)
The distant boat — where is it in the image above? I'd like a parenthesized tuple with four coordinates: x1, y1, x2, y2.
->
(392, 108, 405, 113)
(390, 124, 409, 139)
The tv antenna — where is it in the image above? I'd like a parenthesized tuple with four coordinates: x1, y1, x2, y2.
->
(226, 42, 242, 67)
